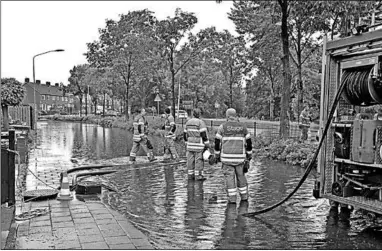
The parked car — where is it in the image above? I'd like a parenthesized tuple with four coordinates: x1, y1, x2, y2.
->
(176, 110, 188, 119)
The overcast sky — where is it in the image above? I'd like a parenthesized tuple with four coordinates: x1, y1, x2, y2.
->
(1, 1, 236, 85)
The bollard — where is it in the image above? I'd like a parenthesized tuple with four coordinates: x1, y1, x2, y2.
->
(57, 171, 73, 201)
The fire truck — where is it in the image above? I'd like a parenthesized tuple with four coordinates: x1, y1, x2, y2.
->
(315, 12, 382, 217)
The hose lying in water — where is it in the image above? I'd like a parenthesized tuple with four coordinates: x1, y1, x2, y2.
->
(243, 77, 348, 218)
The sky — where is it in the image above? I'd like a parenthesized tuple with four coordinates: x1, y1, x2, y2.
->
(1, 1, 236, 85)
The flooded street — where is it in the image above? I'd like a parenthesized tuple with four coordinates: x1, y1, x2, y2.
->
(29, 121, 382, 249)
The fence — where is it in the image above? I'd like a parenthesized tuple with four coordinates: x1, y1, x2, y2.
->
(1, 130, 16, 205)
(8, 105, 34, 129)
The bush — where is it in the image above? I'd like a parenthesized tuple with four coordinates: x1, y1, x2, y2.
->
(253, 136, 317, 168)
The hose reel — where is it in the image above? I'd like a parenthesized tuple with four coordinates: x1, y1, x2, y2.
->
(341, 66, 382, 106)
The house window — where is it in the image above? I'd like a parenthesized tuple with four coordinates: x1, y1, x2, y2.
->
(41, 95, 45, 100)
(52, 96, 55, 101)
(62, 97, 65, 101)
(46, 96, 49, 100)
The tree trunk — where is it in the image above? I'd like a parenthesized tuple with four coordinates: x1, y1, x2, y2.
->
(103, 92, 106, 116)
(279, 0, 291, 139)
(125, 84, 129, 120)
(170, 51, 176, 118)
(2, 106, 9, 131)
(79, 94, 83, 117)
(296, 23, 303, 123)
(85, 93, 88, 116)
(94, 99, 97, 115)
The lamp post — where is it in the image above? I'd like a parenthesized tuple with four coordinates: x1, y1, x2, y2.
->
(32, 49, 64, 129)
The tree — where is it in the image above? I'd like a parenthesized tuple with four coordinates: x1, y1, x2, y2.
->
(207, 30, 247, 109)
(156, 9, 214, 117)
(67, 64, 89, 116)
(85, 9, 158, 120)
(1, 78, 26, 131)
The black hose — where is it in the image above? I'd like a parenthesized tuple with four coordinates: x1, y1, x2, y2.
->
(243, 74, 349, 218)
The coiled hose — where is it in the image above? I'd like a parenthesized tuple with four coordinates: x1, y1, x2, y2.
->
(243, 71, 349, 218)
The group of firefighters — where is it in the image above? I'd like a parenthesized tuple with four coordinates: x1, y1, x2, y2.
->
(128, 106, 253, 204)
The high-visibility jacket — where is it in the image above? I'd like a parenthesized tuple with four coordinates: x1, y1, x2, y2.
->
(164, 114, 176, 139)
(215, 120, 251, 165)
(185, 118, 209, 152)
(133, 114, 147, 142)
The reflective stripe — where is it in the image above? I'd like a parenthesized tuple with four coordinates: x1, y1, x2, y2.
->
(184, 129, 187, 133)
(223, 136, 246, 140)
(203, 140, 210, 144)
(188, 129, 199, 132)
(130, 153, 136, 157)
(200, 127, 207, 132)
(221, 157, 246, 163)
(221, 153, 246, 158)
(246, 151, 252, 155)
(215, 133, 222, 139)
(214, 151, 220, 154)
(238, 186, 247, 193)
(170, 121, 175, 125)
(138, 122, 144, 125)
(227, 188, 237, 196)
(245, 133, 251, 139)
(188, 170, 194, 175)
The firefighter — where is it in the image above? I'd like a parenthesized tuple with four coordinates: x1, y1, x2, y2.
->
(129, 108, 156, 163)
(184, 108, 210, 181)
(215, 108, 253, 203)
(162, 108, 179, 161)
(299, 105, 312, 141)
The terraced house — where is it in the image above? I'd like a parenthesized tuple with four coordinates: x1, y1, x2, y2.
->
(22, 78, 79, 114)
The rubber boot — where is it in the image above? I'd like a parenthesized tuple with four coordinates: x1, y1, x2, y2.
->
(187, 170, 195, 180)
(228, 195, 237, 204)
(195, 171, 206, 181)
(239, 186, 248, 201)
(149, 152, 157, 162)
(129, 156, 136, 164)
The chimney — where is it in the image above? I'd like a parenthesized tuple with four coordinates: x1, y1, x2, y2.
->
(55, 83, 59, 87)
(36, 80, 41, 84)
(46, 82, 51, 86)
(25, 78, 30, 83)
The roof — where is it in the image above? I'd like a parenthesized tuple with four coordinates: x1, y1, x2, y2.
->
(24, 82, 63, 96)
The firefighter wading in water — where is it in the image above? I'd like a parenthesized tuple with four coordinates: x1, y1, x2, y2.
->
(215, 108, 253, 203)
(129, 108, 156, 163)
(184, 108, 210, 181)
(162, 107, 179, 161)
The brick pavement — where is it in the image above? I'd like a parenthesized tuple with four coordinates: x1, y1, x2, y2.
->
(14, 198, 154, 249)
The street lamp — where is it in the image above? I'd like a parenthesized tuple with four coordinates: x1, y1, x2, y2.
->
(32, 49, 64, 128)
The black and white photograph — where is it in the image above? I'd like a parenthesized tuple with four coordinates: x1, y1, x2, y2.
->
(1, 1, 382, 249)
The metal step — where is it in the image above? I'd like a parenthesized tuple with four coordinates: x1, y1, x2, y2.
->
(325, 194, 382, 215)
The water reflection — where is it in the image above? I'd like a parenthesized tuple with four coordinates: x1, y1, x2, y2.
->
(30, 121, 382, 249)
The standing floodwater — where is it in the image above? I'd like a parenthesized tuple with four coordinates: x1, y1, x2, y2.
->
(30, 121, 382, 249)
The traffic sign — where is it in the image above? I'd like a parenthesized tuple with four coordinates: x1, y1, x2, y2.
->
(154, 94, 162, 102)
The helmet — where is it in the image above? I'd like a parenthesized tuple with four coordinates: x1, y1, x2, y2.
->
(226, 108, 236, 118)
(203, 148, 211, 161)
(193, 108, 201, 118)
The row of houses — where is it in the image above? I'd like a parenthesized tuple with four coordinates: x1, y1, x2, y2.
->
(22, 78, 79, 114)
(22, 78, 118, 115)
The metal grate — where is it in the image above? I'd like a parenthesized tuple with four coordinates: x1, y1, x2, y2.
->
(376, 127, 382, 164)
(24, 189, 58, 200)
(326, 194, 382, 215)
(324, 58, 338, 194)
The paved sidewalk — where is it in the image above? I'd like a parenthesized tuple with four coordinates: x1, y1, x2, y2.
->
(14, 198, 154, 249)
(1, 205, 16, 249)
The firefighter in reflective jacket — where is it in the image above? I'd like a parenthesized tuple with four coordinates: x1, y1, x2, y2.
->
(184, 108, 210, 181)
(129, 108, 156, 163)
(214, 108, 253, 203)
(163, 108, 179, 161)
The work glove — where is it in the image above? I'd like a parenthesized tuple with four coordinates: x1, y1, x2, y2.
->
(246, 153, 252, 161)
(243, 160, 250, 173)
(215, 153, 221, 163)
